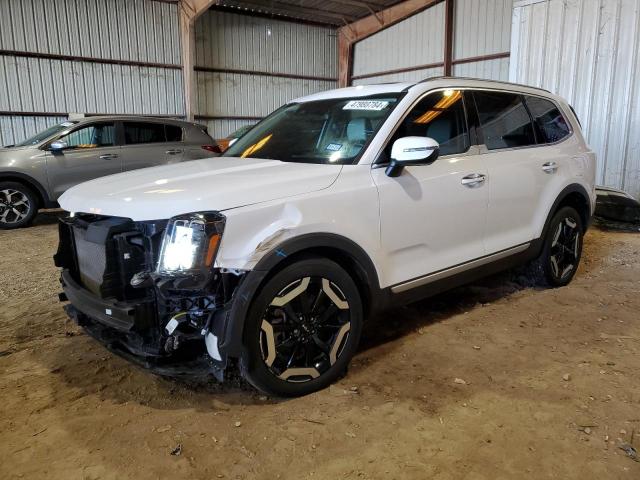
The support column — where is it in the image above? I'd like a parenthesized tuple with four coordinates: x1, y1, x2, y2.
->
(443, 0, 454, 76)
(179, 0, 217, 121)
(337, 0, 441, 87)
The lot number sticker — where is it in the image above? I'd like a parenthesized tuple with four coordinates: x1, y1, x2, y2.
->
(343, 100, 389, 111)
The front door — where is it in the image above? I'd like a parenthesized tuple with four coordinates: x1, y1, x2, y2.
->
(371, 89, 488, 288)
(46, 121, 121, 199)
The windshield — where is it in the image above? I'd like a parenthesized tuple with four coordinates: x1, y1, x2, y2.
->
(14, 121, 78, 147)
(223, 94, 403, 164)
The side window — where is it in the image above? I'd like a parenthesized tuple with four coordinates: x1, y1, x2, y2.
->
(524, 96, 571, 143)
(60, 123, 115, 149)
(124, 122, 166, 144)
(473, 91, 536, 150)
(165, 124, 183, 142)
(392, 89, 469, 157)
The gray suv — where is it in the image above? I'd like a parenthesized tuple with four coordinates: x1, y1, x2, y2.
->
(0, 116, 219, 229)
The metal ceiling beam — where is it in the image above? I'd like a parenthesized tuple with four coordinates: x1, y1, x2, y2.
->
(219, 0, 358, 24)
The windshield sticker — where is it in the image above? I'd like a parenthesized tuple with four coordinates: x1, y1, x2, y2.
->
(343, 100, 389, 111)
(325, 143, 342, 152)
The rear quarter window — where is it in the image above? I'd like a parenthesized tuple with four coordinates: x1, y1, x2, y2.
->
(524, 96, 571, 143)
(165, 125, 183, 142)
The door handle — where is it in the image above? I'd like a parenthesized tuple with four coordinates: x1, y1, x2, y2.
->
(99, 154, 119, 160)
(542, 161, 558, 174)
(461, 173, 486, 188)
(165, 149, 182, 155)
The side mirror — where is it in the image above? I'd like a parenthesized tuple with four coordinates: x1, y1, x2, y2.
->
(49, 140, 68, 152)
(386, 136, 439, 177)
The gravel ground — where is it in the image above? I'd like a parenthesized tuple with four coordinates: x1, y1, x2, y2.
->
(0, 211, 639, 479)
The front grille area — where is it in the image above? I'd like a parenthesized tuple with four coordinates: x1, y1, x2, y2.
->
(73, 226, 107, 295)
(55, 214, 167, 302)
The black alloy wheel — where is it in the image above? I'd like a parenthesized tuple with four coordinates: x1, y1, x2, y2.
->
(242, 258, 363, 397)
(541, 206, 584, 286)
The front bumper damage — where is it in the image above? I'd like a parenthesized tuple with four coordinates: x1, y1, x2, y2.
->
(54, 214, 261, 382)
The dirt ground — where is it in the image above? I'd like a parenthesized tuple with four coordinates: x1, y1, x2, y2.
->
(1, 211, 639, 480)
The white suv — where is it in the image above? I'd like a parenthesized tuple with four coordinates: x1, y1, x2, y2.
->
(55, 78, 596, 397)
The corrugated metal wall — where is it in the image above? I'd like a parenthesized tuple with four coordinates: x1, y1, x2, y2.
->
(0, 0, 183, 146)
(452, 0, 512, 80)
(351, 0, 510, 85)
(511, 0, 640, 198)
(352, 2, 446, 83)
(194, 10, 338, 138)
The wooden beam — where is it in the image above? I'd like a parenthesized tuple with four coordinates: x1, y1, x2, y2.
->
(337, 0, 443, 87)
(180, 0, 218, 121)
(444, 0, 454, 75)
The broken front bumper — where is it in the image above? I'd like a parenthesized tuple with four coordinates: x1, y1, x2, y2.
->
(60, 268, 225, 380)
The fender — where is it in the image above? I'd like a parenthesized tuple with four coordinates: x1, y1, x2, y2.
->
(217, 232, 381, 358)
(0, 171, 55, 207)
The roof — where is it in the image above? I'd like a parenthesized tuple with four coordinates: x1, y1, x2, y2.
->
(294, 77, 561, 103)
(211, 0, 406, 26)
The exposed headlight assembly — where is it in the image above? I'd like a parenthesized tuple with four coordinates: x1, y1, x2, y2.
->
(156, 211, 225, 286)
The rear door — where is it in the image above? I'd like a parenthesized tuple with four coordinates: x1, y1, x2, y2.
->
(46, 121, 121, 199)
(120, 121, 184, 172)
(371, 89, 488, 287)
(472, 90, 572, 253)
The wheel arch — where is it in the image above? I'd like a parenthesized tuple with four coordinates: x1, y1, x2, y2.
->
(541, 184, 591, 238)
(0, 171, 53, 208)
(218, 233, 383, 359)
(252, 233, 382, 317)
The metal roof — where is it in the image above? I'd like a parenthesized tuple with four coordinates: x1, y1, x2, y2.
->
(213, 0, 406, 26)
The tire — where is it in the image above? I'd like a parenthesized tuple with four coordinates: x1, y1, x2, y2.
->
(0, 181, 38, 229)
(536, 206, 584, 287)
(240, 258, 363, 397)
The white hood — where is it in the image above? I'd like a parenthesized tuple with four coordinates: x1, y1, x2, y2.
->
(59, 157, 342, 220)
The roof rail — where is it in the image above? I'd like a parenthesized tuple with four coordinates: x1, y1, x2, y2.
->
(415, 76, 552, 94)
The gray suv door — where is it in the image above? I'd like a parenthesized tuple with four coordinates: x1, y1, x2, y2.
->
(47, 121, 122, 199)
(120, 121, 184, 171)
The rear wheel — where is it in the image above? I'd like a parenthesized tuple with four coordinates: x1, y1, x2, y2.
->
(0, 182, 38, 229)
(241, 258, 363, 397)
(537, 206, 584, 287)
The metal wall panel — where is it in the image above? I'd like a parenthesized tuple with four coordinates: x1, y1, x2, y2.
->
(0, 0, 181, 65)
(352, 66, 445, 85)
(453, 57, 510, 81)
(196, 9, 337, 77)
(453, 0, 512, 59)
(511, 0, 640, 198)
(194, 10, 338, 138)
(0, 0, 184, 144)
(352, 2, 445, 77)
(0, 55, 185, 116)
(0, 115, 67, 147)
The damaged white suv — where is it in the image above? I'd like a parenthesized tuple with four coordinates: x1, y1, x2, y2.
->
(55, 78, 596, 396)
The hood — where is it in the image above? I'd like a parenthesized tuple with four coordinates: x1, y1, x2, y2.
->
(59, 157, 342, 220)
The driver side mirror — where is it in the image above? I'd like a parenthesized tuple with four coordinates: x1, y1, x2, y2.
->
(386, 136, 439, 177)
(49, 140, 68, 152)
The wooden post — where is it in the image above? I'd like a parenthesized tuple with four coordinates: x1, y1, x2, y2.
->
(337, 0, 442, 87)
(179, 0, 217, 121)
(443, 0, 454, 76)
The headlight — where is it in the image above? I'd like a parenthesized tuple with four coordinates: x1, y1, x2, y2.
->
(156, 212, 225, 281)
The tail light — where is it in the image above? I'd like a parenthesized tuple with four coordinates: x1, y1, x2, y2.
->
(202, 144, 223, 154)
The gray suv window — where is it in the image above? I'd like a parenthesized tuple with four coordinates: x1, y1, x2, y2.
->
(473, 91, 536, 150)
(60, 123, 116, 149)
(524, 95, 571, 144)
(124, 122, 166, 144)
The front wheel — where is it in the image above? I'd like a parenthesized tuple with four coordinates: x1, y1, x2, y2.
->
(0, 181, 38, 229)
(241, 258, 363, 397)
(538, 206, 584, 287)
